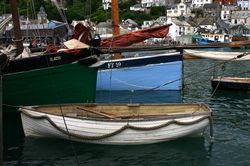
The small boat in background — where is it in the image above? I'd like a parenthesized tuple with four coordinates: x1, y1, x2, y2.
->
(184, 49, 250, 61)
(211, 76, 250, 91)
(19, 103, 213, 145)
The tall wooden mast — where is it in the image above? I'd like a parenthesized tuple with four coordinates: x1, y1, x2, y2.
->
(111, 0, 120, 36)
(111, 0, 121, 59)
(10, 0, 23, 55)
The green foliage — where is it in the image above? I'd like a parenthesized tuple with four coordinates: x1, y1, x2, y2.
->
(119, 0, 137, 11)
(91, 6, 111, 23)
(150, 6, 165, 18)
(0, 0, 165, 25)
(66, 0, 86, 21)
(44, 1, 61, 21)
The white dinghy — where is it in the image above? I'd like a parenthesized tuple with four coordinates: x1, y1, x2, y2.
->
(19, 103, 213, 145)
(184, 49, 250, 61)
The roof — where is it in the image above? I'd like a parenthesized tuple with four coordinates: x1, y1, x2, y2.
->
(216, 19, 230, 31)
(124, 19, 138, 26)
(171, 18, 191, 26)
(230, 24, 250, 30)
(96, 20, 112, 28)
(231, 11, 250, 19)
(199, 18, 214, 26)
(203, 3, 219, 8)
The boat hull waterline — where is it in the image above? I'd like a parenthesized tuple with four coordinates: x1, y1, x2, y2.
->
(211, 76, 250, 90)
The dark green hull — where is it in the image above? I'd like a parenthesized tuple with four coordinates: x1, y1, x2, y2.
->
(3, 62, 98, 112)
(1, 49, 98, 144)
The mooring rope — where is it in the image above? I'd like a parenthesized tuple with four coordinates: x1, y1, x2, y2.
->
(105, 51, 250, 103)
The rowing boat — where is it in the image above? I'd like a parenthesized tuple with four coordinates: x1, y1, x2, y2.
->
(19, 103, 213, 145)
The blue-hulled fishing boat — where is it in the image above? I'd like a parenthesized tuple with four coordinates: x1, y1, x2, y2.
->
(96, 51, 182, 91)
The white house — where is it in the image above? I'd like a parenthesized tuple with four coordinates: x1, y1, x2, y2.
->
(141, 0, 154, 8)
(220, 5, 239, 22)
(198, 18, 217, 31)
(157, 16, 168, 24)
(231, 10, 250, 25)
(167, 4, 178, 17)
(102, 0, 111, 10)
(237, 0, 250, 10)
(130, 4, 145, 11)
(141, 20, 155, 29)
(167, 0, 191, 17)
(141, 0, 166, 8)
(191, 0, 212, 9)
(167, 17, 194, 42)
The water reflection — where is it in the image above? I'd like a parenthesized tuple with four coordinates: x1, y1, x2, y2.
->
(7, 137, 210, 166)
(96, 90, 182, 103)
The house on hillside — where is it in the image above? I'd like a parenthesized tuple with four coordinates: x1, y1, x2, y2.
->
(198, 17, 216, 32)
(231, 10, 250, 25)
(141, 20, 155, 29)
(167, 17, 194, 44)
(0, 7, 70, 45)
(130, 4, 145, 11)
(166, 0, 191, 17)
(229, 24, 250, 36)
(102, 0, 111, 10)
(220, 5, 239, 22)
(141, 0, 166, 8)
(191, 0, 212, 9)
(2, 20, 69, 44)
(96, 20, 113, 38)
(96, 19, 130, 39)
(213, 0, 237, 5)
(203, 3, 221, 18)
(237, 0, 250, 10)
(122, 19, 140, 31)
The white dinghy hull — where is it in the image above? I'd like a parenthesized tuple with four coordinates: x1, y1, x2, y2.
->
(20, 103, 213, 145)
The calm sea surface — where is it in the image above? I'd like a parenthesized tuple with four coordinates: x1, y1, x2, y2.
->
(4, 50, 250, 165)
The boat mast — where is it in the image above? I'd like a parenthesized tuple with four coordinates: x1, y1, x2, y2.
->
(111, 0, 121, 59)
(111, 0, 119, 36)
(10, 0, 23, 55)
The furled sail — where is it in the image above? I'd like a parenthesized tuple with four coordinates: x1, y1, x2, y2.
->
(100, 24, 171, 47)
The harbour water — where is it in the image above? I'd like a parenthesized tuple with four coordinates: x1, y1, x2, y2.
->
(4, 56, 250, 165)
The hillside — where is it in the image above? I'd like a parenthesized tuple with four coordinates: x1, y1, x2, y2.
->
(0, 0, 166, 25)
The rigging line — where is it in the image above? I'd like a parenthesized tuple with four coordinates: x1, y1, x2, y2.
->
(43, 54, 80, 166)
(108, 52, 250, 103)
(53, 0, 70, 32)
(58, 104, 80, 166)
(210, 64, 226, 98)
(30, 0, 40, 38)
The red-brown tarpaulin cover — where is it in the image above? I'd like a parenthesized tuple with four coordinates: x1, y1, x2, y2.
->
(100, 24, 171, 47)
(71, 23, 92, 45)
